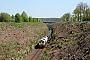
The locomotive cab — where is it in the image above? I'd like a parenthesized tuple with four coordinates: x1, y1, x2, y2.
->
(39, 39, 45, 48)
(39, 39, 45, 44)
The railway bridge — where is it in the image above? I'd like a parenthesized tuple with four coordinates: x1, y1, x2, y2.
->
(40, 18, 59, 24)
(40, 18, 59, 29)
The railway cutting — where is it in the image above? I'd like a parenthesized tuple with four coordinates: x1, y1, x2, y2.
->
(25, 28, 53, 60)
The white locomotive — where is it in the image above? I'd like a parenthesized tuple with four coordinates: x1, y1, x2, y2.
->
(38, 29, 52, 48)
(39, 36, 48, 48)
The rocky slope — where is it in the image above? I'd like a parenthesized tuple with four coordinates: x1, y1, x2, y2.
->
(40, 22, 90, 60)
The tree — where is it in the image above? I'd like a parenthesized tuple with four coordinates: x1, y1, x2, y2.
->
(60, 13, 70, 22)
(59, 16, 65, 22)
(21, 11, 29, 22)
(32, 18, 41, 22)
(73, 7, 80, 21)
(15, 13, 22, 23)
(33, 18, 39, 22)
(88, 8, 90, 13)
(87, 8, 90, 18)
(83, 8, 90, 21)
(0, 12, 11, 22)
(11, 14, 15, 22)
(73, 2, 89, 21)
(29, 16, 33, 22)
(37, 18, 41, 22)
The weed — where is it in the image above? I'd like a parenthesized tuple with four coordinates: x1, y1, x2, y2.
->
(40, 51, 52, 60)
(52, 31, 57, 39)
(57, 44, 62, 48)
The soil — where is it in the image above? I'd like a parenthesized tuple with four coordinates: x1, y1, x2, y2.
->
(41, 22, 90, 60)
(0, 22, 48, 60)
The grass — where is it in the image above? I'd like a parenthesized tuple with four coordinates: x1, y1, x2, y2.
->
(0, 39, 38, 59)
(80, 36, 90, 44)
(48, 31, 57, 45)
(40, 22, 90, 60)
(40, 51, 53, 60)
(0, 41, 14, 58)
(0, 22, 43, 29)
(0, 22, 48, 60)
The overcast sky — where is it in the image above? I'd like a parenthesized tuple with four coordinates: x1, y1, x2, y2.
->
(0, 0, 90, 18)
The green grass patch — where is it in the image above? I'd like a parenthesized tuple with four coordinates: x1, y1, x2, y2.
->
(0, 22, 48, 60)
(40, 51, 53, 60)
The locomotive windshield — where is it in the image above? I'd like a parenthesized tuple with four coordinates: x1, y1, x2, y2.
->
(39, 40, 44, 43)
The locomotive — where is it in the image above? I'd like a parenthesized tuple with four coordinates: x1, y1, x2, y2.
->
(38, 29, 52, 48)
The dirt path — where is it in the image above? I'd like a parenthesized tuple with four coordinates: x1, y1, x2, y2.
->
(25, 49, 44, 60)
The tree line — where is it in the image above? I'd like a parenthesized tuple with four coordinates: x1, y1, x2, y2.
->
(60, 2, 90, 22)
(0, 11, 41, 23)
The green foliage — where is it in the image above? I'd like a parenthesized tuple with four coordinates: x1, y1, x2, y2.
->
(11, 15, 15, 22)
(27, 16, 42, 22)
(57, 44, 62, 48)
(38, 18, 42, 22)
(73, 2, 90, 21)
(52, 31, 57, 39)
(21, 11, 29, 22)
(32, 18, 41, 22)
(15, 13, 22, 23)
(87, 8, 90, 13)
(59, 12, 71, 22)
(32, 18, 39, 22)
(60, 2, 90, 22)
(0, 12, 11, 22)
(32, 18, 37, 22)
(0, 11, 41, 23)
(40, 51, 52, 60)
(29, 16, 33, 22)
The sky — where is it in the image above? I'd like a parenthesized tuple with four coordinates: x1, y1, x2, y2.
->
(0, 0, 90, 18)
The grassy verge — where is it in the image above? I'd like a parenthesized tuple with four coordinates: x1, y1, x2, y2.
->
(0, 22, 48, 60)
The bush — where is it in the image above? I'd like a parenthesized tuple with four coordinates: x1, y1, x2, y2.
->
(15, 13, 22, 23)
(0, 12, 11, 22)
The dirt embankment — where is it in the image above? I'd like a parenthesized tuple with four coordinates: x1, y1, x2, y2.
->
(41, 22, 90, 60)
(0, 22, 48, 60)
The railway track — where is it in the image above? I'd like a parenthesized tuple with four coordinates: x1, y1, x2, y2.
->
(25, 49, 44, 60)
(25, 29, 52, 60)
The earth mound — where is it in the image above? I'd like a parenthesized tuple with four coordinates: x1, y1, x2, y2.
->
(41, 22, 90, 60)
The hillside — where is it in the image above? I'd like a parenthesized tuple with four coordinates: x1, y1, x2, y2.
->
(0, 22, 48, 60)
(40, 22, 90, 60)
